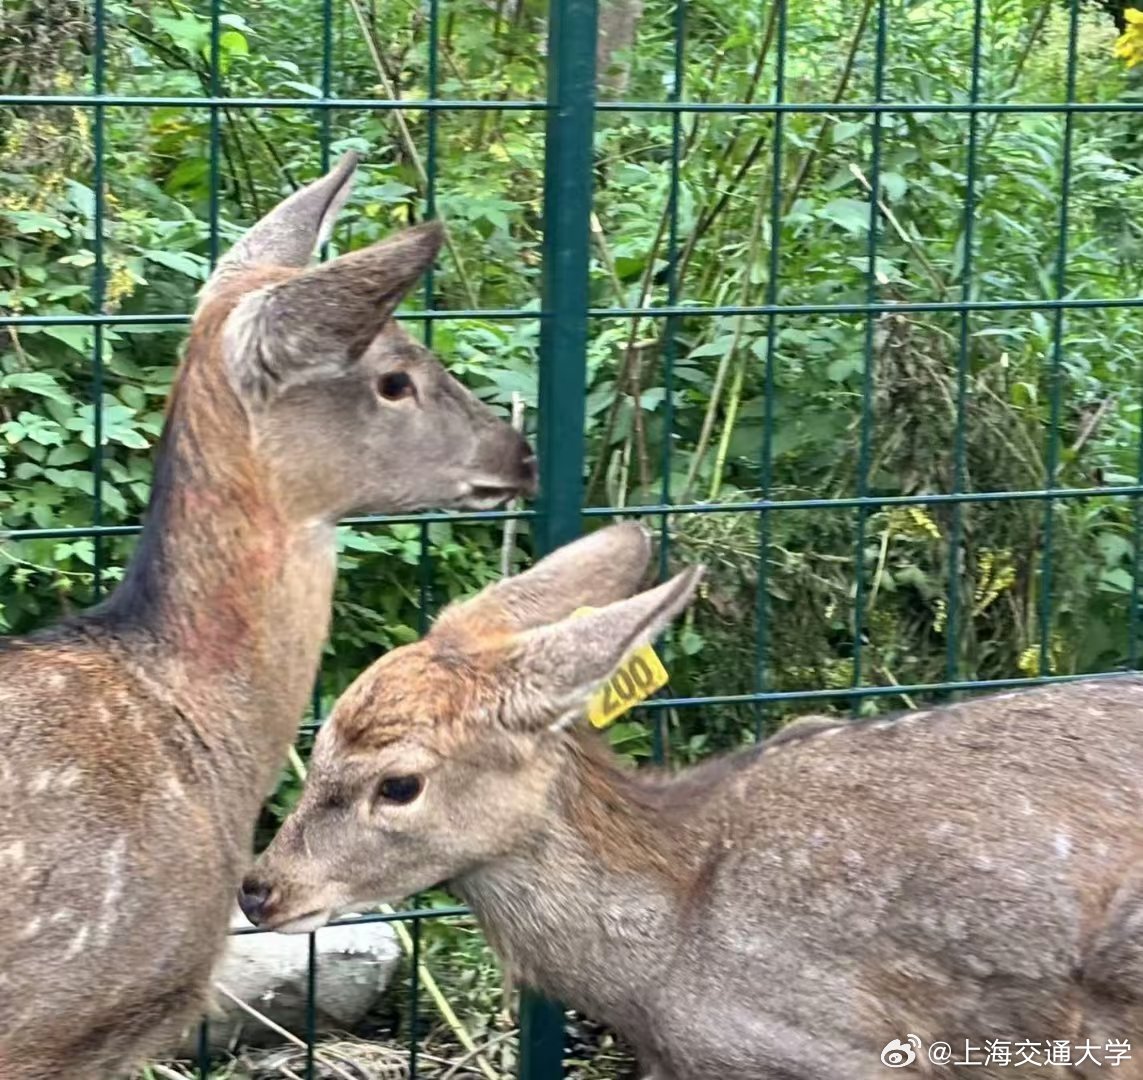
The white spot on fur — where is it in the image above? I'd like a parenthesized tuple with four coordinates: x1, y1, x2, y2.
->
(63, 924, 90, 959)
(26, 765, 80, 793)
(981, 690, 1019, 704)
(869, 720, 893, 731)
(47, 672, 67, 690)
(0, 840, 26, 867)
(165, 774, 186, 800)
(942, 910, 967, 938)
(819, 726, 843, 738)
(1020, 797, 1034, 816)
(97, 837, 127, 944)
(18, 916, 42, 941)
(1054, 833, 1072, 859)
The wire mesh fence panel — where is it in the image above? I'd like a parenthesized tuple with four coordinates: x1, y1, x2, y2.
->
(2, 0, 1142, 1076)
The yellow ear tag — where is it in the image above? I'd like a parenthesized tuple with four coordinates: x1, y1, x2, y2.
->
(570, 606, 671, 728)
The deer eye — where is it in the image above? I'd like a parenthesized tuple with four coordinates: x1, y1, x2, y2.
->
(375, 775, 424, 806)
(377, 371, 416, 402)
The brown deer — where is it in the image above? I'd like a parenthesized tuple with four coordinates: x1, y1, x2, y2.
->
(0, 151, 535, 1080)
(243, 522, 1143, 1080)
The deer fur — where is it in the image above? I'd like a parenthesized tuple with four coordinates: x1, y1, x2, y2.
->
(0, 151, 535, 1080)
(246, 523, 1143, 1080)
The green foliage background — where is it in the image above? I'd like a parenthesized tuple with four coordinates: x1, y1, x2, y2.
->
(3, 0, 1143, 1066)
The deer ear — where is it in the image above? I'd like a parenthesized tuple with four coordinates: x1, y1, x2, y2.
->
(204, 151, 360, 296)
(222, 221, 445, 405)
(433, 522, 655, 640)
(498, 565, 704, 733)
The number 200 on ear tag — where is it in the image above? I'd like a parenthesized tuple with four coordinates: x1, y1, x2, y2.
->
(570, 606, 670, 729)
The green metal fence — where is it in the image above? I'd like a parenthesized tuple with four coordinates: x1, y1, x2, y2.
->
(3, 0, 1143, 1076)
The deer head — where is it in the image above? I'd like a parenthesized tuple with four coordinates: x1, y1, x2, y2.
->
(239, 522, 702, 932)
(185, 151, 535, 523)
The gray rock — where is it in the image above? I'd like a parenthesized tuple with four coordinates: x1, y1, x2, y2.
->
(174, 907, 402, 1054)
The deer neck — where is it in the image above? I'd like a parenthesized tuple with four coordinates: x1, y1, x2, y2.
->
(455, 735, 707, 1028)
(94, 372, 336, 759)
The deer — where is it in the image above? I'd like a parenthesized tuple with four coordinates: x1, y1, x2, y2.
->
(0, 150, 536, 1080)
(241, 521, 1143, 1080)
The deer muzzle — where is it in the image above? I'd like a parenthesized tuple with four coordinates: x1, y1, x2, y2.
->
(237, 874, 336, 935)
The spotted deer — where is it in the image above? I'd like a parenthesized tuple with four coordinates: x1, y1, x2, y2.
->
(0, 151, 535, 1080)
(243, 522, 1143, 1080)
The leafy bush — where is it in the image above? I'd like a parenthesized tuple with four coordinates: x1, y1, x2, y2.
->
(4, 0, 1143, 1061)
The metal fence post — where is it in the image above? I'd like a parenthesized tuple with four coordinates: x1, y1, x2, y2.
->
(519, 0, 599, 1075)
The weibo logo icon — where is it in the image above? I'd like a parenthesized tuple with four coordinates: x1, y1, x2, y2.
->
(881, 1035, 922, 1068)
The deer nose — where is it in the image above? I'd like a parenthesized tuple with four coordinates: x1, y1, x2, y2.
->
(237, 877, 277, 924)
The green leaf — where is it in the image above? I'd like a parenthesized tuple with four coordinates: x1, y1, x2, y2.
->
(166, 158, 209, 193)
(100, 482, 128, 516)
(827, 356, 863, 382)
(154, 12, 209, 55)
(678, 627, 705, 655)
(817, 198, 871, 234)
(1010, 381, 1037, 408)
(18, 417, 64, 447)
(689, 335, 738, 359)
(119, 385, 146, 411)
(41, 325, 95, 356)
(1100, 568, 1135, 593)
(219, 12, 252, 31)
(4, 210, 70, 238)
(1097, 532, 1133, 566)
(0, 372, 75, 405)
(54, 540, 95, 566)
(64, 403, 151, 449)
(880, 172, 908, 202)
(363, 181, 417, 204)
(59, 250, 96, 268)
(65, 181, 96, 219)
(144, 249, 208, 279)
(43, 468, 93, 494)
(46, 444, 89, 467)
(832, 120, 866, 144)
(219, 29, 249, 56)
(279, 80, 323, 98)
